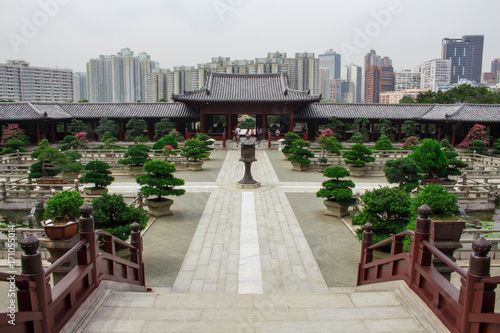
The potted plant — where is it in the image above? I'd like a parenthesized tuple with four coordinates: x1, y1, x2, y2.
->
(316, 166, 355, 217)
(92, 193, 148, 240)
(384, 157, 422, 192)
(373, 134, 395, 156)
(287, 139, 314, 171)
(317, 135, 342, 172)
(62, 150, 84, 182)
(41, 190, 84, 240)
(439, 139, 468, 185)
(79, 159, 114, 195)
(282, 132, 301, 158)
(408, 139, 448, 183)
(181, 138, 209, 171)
(347, 132, 364, 144)
(342, 143, 375, 177)
(136, 160, 186, 216)
(118, 144, 151, 176)
(494, 138, 500, 156)
(29, 139, 71, 184)
(196, 133, 215, 159)
(402, 136, 419, 150)
(152, 135, 178, 156)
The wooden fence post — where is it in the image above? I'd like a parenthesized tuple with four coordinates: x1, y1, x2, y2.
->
(78, 203, 99, 288)
(130, 222, 145, 286)
(409, 204, 432, 287)
(357, 222, 373, 286)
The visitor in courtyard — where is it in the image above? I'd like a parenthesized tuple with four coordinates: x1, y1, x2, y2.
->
(275, 128, 280, 136)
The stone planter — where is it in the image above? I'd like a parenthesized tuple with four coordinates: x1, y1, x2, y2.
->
(291, 161, 309, 172)
(84, 187, 108, 196)
(423, 178, 444, 185)
(145, 198, 174, 217)
(187, 161, 204, 171)
(442, 179, 457, 186)
(41, 220, 78, 240)
(37, 176, 68, 184)
(323, 199, 350, 218)
(347, 165, 365, 177)
(430, 218, 466, 280)
(129, 165, 145, 177)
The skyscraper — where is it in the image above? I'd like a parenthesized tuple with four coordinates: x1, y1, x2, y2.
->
(73, 72, 87, 102)
(394, 70, 421, 91)
(441, 35, 484, 84)
(0, 60, 73, 102)
(420, 59, 451, 92)
(341, 64, 362, 103)
(319, 49, 341, 80)
(492, 58, 500, 73)
(364, 50, 394, 104)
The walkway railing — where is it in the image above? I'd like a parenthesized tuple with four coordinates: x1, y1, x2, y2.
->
(358, 204, 500, 333)
(0, 203, 145, 333)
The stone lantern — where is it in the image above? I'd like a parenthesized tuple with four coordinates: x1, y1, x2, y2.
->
(237, 136, 260, 189)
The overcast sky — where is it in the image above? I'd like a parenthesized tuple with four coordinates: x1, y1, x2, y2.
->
(1, 0, 499, 73)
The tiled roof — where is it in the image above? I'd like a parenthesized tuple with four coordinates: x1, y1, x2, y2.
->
(295, 103, 433, 120)
(0, 102, 199, 121)
(448, 104, 500, 123)
(173, 73, 321, 102)
(419, 104, 464, 121)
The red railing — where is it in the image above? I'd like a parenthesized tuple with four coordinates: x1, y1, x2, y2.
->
(0, 203, 145, 333)
(358, 204, 500, 333)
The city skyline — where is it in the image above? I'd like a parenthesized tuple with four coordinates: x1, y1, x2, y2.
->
(1, 0, 499, 73)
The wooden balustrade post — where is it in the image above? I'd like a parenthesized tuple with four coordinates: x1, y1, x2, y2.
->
(1, 181, 5, 202)
(78, 203, 99, 287)
(20, 235, 51, 333)
(357, 223, 373, 286)
(130, 222, 145, 285)
(461, 237, 494, 333)
(409, 204, 432, 287)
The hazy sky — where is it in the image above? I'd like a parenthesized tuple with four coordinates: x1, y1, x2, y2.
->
(1, 0, 499, 73)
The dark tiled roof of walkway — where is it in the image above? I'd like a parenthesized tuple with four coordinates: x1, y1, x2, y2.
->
(173, 73, 321, 102)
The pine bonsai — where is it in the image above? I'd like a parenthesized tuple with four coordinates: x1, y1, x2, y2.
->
(374, 134, 395, 150)
(282, 132, 301, 154)
(125, 116, 147, 142)
(287, 139, 314, 165)
(466, 140, 489, 156)
(181, 138, 209, 161)
(196, 133, 215, 154)
(316, 166, 355, 204)
(29, 139, 72, 179)
(384, 157, 422, 192)
(136, 160, 185, 201)
(347, 132, 364, 144)
(44, 190, 84, 224)
(411, 184, 458, 217)
(79, 160, 114, 190)
(119, 144, 151, 166)
(408, 139, 448, 179)
(439, 139, 468, 180)
(101, 131, 118, 149)
(153, 135, 178, 150)
(342, 143, 375, 167)
(494, 138, 500, 155)
(154, 118, 175, 140)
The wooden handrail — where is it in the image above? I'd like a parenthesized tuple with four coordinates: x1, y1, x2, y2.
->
(45, 239, 88, 276)
(421, 240, 467, 279)
(96, 230, 137, 250)
(366, 230, 415, 251)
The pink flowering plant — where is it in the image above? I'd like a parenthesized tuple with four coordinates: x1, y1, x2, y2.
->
(162, 144, 177, 160)
(458, 124, 490, 147)
(402, 136, 419, 150)
(74, 132, 90, 144)
(1, 123, 29, 146)
(316, 128, 342, 159)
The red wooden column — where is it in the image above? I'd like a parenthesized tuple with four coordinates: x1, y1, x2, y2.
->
(91, 122, 96, 141)
(452, 124, 456, 147)
(289, 106, 294, 133)
(437, 123, 441, 142)
(262, 111, 267, 140)
(51, 123, 56, 143)
(398, 123, 402, 142)
(409, 204, 432, 288)
(36, 121, 41, 142)
(199, 107, 205, 133)
(227, 108, 232, 141)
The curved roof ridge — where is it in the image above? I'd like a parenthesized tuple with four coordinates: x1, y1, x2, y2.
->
(445, 103, 465, 118)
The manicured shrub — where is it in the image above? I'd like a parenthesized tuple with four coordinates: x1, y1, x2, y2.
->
(384, 157, 422, 192)
(316, 166, 355, 204)
(411, 184, 458, 217)
(402, 136, 419, 150)
(154, 118, 175, 141)
(439, 139, 468, 179)
(287, 139, 314, 164)
(181, 138, 210, 161)
(373, 135, 395, 150)
(153, 135, 178, 150)
(136, 160, 185, 200)
(347, 132, 364, 144)
(44, 191, 84, 223)
(466, 140, 489, 156)
(343, 143, 375, 167)
(119, 144, 151, 166)
(79, 160, 114, 190)
(408, 139, 448, 179)
(282, 132, 301, 154)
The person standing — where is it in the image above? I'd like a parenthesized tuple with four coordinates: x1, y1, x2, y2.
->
(236, 126, 241, 142)
(257, 127, 262, 141)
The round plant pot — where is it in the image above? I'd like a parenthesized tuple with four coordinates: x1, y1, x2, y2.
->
(146, 198, 174, 217)
(37, 176, 69, 184)
(84, 187, 108, 196)
(291, 161, 309, 172)
(41, 220, 78, 240)
(187, 161, 204, 171)
(323, 199, 350, 218)
(347, 165, 366, 177)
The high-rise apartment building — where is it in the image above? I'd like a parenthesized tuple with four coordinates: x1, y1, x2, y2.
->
(394, 70, 421, 91)
(420, 59, 452, 92)
(364, 50, 394, 103)
(319, 49, 341, 80)
(86, 48, 158, 103)
(73, 72, 87, 102)
(0, 60, 73, 102)
(341, 64, 362, 103)
(492, 58, 500, 73)
(442, 35, 484, 84)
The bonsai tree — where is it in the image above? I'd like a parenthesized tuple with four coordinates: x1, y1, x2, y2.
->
(316, 128, 342, 162)
(1, 123, 29, 146)
(196, 133, 215, 155)
(439, 139, 469, 180)
(494, 138, 500, 155)
(44, 190, 84, 224)
(352, 187, 414, 244)
(342, 143, 375, 167)
(126, 116, 147, 142)
(384, 157, 422, 192)
(59, 134, 87, 151)
(68, 119, 90, 134)
(96, 118, 119, 138)
(169, 129, 184, 143)
(402, 136, 419, 150)
(79, 160, 114, 191)
(326, 117, 344, 139)
(119, 144, 151, 166)
(136, 160, 185, 201)
(466, 140, 489, 156)
(373, 134, 395, 151)
(411, 184, 458, 217)
(29, 139, 72, 179)
(154, 118, 175, 140)
(153, 135, 178, 150)
(287, 139, 314, 165)
(347, 132, 364, 144)
(101, 131, 118, 149)
(458, 123, 491, 148)
(374, 119, 396, 137)
(348, 118, 370, 137)
(181, 138, 209, 161)
(316, 166, 355, 204)
(61, 150, 84, 177)
(282, 132, 301, 154)
(408, 139, 448, 179)
(91, 193, 148, 240)
(401, 119, 420, 139)
(0, 139, 27, 155)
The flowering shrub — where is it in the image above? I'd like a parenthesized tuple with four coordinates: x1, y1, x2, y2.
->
(402, 136, 419, 150)
(74, 132, 89, 144)
(316, 128, 334, 139)
(1, 124, 29, 145)
(458, 124, 490, 147)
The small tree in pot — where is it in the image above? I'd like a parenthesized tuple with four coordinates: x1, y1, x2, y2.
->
(384, 157, 422, 192)
(408, 139, 448, 181)
(439, 139, 468, 184)
(181, 138, 209, 171)
(79, 159, 114, 195)
(316, 166, 355, 217)
(29, 139, 72, 183)
(282, 132, 301, 156)
(342, 143, 375, 177)
(287, 139, 314, 171)
(42, 190, 84, 239)
(119, 144, 151, 176)
(136, 160, 185, 216)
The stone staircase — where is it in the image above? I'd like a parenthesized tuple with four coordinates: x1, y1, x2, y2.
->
(62, 281, 449, 333)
